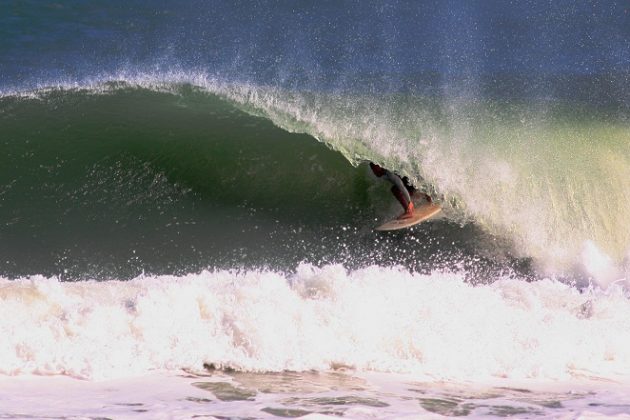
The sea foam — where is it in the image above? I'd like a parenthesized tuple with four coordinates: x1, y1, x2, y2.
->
(1, 264, 629, 381)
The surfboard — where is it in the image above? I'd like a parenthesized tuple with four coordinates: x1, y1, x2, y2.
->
(375, 202, 441, 231)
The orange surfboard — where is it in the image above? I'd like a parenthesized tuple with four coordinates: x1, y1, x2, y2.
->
(375, 202, 441, 231)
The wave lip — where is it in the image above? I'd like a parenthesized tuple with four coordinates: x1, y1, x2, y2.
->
(1, 264, 629, 381)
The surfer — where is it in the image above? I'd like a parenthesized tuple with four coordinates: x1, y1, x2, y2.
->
(369, 162, 432, 219)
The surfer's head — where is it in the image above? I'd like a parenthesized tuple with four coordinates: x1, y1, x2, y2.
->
(369, 162, 386, 177)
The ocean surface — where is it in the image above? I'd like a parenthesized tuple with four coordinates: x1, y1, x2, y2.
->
(1, 1, 630, 418)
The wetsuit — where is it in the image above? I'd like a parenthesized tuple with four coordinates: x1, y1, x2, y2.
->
(369, 162, 420, 216)
(384, 170, 414, 206)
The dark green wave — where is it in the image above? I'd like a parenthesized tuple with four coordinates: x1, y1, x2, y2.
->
(1, 86, 523, 281)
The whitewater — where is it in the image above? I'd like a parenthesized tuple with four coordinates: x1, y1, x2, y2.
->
(3, 263, 630, 381)
(4, 264, 630, 417)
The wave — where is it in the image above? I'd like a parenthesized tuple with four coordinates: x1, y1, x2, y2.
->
(2, 74, 628, 285)
(207, 79, 630, 284)
(1, 264, 628, 381)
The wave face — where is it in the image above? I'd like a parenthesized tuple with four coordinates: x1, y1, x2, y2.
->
(213, 80, 630, 281)
(1, 82, 628, 285)
(0, 85, 528, 282)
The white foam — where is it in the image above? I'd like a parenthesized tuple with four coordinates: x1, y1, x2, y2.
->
(4, 370, 630, 419)
(2, 264, 630, 382)
(581, 241, 624, 289)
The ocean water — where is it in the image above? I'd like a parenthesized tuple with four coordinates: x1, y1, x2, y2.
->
(1, 1, 630, 418)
